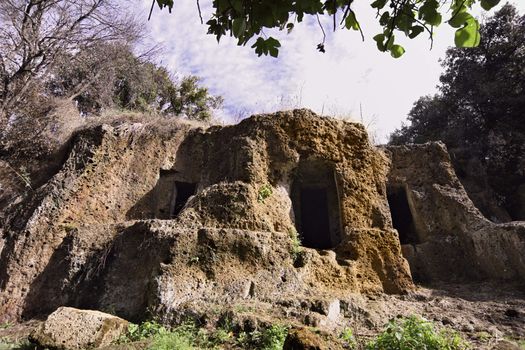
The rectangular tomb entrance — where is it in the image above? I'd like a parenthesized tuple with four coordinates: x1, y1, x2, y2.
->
(171, 181, 197, 217)
(387, 185, 419, 245)
(291, 160, 342, 249)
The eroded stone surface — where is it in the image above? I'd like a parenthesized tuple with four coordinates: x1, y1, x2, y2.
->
(0, 110, 413, 322)
(30, 307, 128, 349)
(386, 142, 525, 283)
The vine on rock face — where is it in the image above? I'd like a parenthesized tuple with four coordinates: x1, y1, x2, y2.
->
(152, 0, 501, 58)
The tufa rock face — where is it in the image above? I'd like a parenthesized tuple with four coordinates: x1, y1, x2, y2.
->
(30, 307, 128, 349)
(0, 110, 413, 322)
(385, 142, 525, 283)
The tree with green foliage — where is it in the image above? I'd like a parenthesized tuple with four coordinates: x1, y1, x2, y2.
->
(390, 4, 525, 220)
(152, 0, 503, 58)
(48, 43, 222, 121)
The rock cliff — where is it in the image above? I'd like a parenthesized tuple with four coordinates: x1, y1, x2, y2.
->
(0, 110, 413, 323)
(386, 142, 525, 283)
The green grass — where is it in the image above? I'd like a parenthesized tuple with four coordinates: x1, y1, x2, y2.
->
(118, 319, 287, 350)
(149, 332, 196, 350)
(366, 316, 470, 350)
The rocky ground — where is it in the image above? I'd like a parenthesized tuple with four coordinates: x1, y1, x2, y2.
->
(0, 281, 523, 349)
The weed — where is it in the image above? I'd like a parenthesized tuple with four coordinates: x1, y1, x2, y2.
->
(119, 319, 287, 350)
(288, 227, 303, 261)
(340, 328, 357, 349)
(237, 324, 289, 350)
(257, 184, 273, 203)
(149, 332, 195, 350)
(119, 320, 168, 343)
(234, 304, 254, 313)
(5, 163, 32, 190)
(366, 315, 471, 350)
(0, 339, 36, 350)
(209, 328, 233, 345)
(0, 323, 11, 330)
(474, 331, 492, 342)
(236, 331, 251, 348)
(261, 324, 289, 350)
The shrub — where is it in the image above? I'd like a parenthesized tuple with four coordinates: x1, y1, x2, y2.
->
(149, 332, 195, 350)
(288, 227, 303, 261)
(237, 324, 289, 350)
(257, 184, 273, 203)
(119, 320, 287, 350)
(260, 324, 289, 350)
(119, 320, 168, 343)
(366, 316, 470, 350)
(341, 328, 357, 349)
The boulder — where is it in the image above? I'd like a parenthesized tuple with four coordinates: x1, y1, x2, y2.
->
(31, 307, 129, 349)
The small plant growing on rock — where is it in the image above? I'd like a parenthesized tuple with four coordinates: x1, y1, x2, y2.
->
(340, 327, 357, 349)
(366, 315, 470, 350)
(257, 184, 273, 203)
(149, 333, 195, 350)
(289, 227, 304, 262)
(119, 320, 168, 343)
(236, 324, 289, 350)
(260, 324, 289, 350)
(0, 322, 12, 330)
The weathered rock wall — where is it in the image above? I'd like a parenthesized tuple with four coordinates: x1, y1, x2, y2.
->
(0, 110, 413, 322)
(0, 122, 192, 321)
(386, 142, 525, 283)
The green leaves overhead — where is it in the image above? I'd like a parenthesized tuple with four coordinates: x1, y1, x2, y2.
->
(344, 12, 360, 31)
(480, 0, 501, 11)
(448, 0, 482, 47)
(390, 44, 406, 58)
(251, 37, 281, 57)
(153, 0, 502, 58)
(419, 0, 442, 26)
(449, 12, 475, 28)
(371, 0, 388, 10)
(455, 18, 481, 47)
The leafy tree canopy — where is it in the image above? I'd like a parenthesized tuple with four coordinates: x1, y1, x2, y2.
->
(390, 4, 525, 219)
(48, 43, 223, 121)
(153, 0, 502, 58)
(390, 4, 524, 145)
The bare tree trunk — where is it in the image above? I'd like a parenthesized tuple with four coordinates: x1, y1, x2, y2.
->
(0, 0, 142, 120)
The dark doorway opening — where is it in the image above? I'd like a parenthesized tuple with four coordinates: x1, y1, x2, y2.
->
(387, 186, 419, 245)
(291, 160, 342, 249)
(299, 187, 332, 249)
(172, 182, 197, 217)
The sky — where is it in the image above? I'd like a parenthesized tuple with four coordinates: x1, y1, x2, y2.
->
(141, 1, 525, 143)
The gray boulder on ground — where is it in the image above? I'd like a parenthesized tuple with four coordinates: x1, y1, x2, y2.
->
(30, 307, 129, 349)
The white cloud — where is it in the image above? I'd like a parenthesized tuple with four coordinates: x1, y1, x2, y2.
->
(143, 0, 525, 143)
